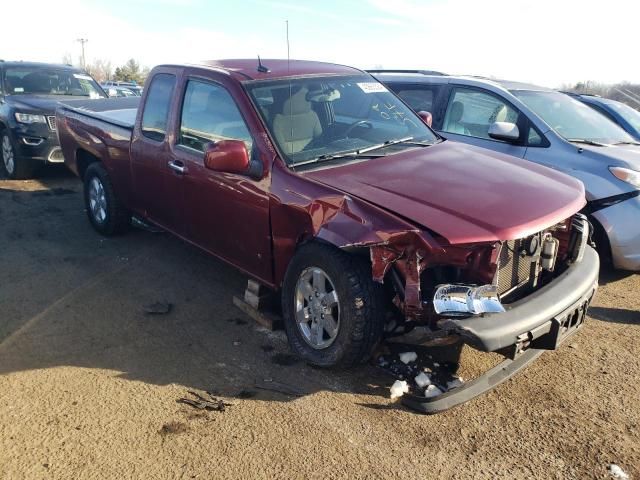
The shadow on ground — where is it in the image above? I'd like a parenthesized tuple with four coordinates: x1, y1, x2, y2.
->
(1, 171, 416, 409)
(587, 306, 640, 325)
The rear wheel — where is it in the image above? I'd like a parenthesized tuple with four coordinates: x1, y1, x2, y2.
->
(1, 132, 36, 179)
(281, 243, 385, 368)
(83, 162, 130, 235)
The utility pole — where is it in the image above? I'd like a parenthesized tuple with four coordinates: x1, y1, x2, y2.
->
(77, 38, 88, 69)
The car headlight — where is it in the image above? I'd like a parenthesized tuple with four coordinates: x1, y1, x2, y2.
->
(610, 166, 640, 188)
(433, 284, 505, 316)
(15, 112, 46, 124)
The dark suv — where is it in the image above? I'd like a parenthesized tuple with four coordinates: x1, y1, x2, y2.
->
(0, 61, 106, 179)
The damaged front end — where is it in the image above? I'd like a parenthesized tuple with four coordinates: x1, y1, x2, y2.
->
(358, 213, 595, 353)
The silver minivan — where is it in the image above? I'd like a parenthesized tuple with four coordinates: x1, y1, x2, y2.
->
(374, 71, 640, 270)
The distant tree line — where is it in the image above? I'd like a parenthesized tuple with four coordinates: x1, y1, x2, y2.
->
(562, 81, 640, 110)
(62, 54, 150, 85)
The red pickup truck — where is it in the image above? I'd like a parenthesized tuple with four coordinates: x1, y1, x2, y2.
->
(57, 60, 599, 411)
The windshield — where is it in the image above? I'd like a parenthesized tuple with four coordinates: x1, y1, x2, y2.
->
(604, 99, 640, 132)
(246, 75, 438, 165)
(513, 90, 634, 144)
(3, 67, 106, 98)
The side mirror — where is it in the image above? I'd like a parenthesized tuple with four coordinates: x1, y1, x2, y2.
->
(204, 140, 250, 174)
(417, 110, 433, 127)
(488, 122, 520, 142)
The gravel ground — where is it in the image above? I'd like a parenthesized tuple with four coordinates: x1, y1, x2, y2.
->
(0, 168, 638, 479)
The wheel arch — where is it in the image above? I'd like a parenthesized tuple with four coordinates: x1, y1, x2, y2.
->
(76, 148, 101, 180)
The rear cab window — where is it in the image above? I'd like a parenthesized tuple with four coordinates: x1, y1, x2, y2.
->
(141, 73, 176, 141)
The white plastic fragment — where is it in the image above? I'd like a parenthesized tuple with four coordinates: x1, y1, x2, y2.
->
(414, 372, 432, 388)
(399, 352, 418, 364)
(390, 380, 410, 399)
(424, 384, 443, 398)
(608, 464, 629, 480)
(446, 376, 464, 390)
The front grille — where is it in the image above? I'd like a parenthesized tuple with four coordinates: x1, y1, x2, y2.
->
(496, 238, 537, 297)
(47, 116, 57, 131)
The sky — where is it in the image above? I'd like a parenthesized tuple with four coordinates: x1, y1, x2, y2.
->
(2, 0, 638, 88)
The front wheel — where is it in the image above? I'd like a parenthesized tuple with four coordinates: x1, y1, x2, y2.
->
(281, 243, 385, 368)
(83, 162, 130, 235)
(1, 132, 36, 179)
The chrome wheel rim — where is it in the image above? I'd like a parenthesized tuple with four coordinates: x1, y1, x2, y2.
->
(88, 177, 107, 224)
(2, 135, 15, 175)
(294, 267, 340, 349)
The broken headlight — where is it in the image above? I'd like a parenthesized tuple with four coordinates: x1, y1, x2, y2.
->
(433, 284, 505, 316)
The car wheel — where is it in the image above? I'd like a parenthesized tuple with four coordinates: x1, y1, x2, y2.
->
(281, 242, 385, 368)
(83, 162, 130, 235)
(1, 132, 36, 179)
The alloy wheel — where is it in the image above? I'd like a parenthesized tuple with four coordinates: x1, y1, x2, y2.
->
(294, 266, 341, 349)
(2, 135, 15, 175)
(88, 177, 107, 224)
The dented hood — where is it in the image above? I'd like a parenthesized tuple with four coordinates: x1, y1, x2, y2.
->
(303, 141, 585, 244)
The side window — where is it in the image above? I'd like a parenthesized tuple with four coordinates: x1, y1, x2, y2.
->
(178, 80, 253, 153)
(395, 86, 437, 113)
(443, 88, 519, 140)
(527, 126, 543, 146)
(141, 73, 176, 141)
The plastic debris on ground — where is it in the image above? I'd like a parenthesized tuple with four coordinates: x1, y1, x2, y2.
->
(414, 372, 432, 388)
(608, 464, 629, 480)
(424, 384, 443, 398)
(377, 344, 466, 403)
(398, 351, 418, 364)
(143, 301, 173, 315)
(390, 380, 409, 399)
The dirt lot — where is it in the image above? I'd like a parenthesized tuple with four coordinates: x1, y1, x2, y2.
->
(1, 168, 639, 479)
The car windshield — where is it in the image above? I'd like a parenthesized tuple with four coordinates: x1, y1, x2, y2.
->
(3, 67, 106, 98)
(513, 90, 634, 144)
(604, 99, 640, 132)
(246, 75, 438, 166)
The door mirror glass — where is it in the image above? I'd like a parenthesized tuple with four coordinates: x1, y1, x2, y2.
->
(204, 140, 250, 174)
(417, 110, 433, 127)
(488, 121, 520, 142)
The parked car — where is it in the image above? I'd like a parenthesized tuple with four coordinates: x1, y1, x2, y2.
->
(564, 92, 640, 141)
(0, 60, 107, 179)
(372, 71, 640, 271)
(57, 60, 598, 411)
(102, 80, 142, 96)
(103, 85, 139, 98)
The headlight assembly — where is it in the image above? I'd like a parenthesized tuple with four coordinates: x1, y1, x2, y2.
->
(15, 112, 46, 124)
(609, 166, 640, 188)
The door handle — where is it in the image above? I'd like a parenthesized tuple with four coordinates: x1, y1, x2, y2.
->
(168, 160, 186, 174)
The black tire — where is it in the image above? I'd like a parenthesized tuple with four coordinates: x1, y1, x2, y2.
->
(83, 162, 130, 235)
(1, 131, 37, 179)
(281, 242, 385, 368)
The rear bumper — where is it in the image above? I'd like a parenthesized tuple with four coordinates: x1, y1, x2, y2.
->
(439, 246, 599, 352)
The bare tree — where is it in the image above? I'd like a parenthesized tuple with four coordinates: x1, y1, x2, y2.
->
(86, 59, 113, 82)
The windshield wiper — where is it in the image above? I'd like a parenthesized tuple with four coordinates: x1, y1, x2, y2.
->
(612, 141, 640, 146)
(567, 138, 609, 147)
(290, 150, 385, 168)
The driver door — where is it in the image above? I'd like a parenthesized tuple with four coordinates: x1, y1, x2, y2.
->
(171, 77, 272, 280)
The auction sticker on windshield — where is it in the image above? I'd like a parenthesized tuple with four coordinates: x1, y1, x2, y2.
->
(73, 74, 94, 81)
(357, 82, 388, 93)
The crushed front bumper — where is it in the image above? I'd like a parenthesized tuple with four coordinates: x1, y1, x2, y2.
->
(438, 246, 599, 352)
(403, 246, 599, 414)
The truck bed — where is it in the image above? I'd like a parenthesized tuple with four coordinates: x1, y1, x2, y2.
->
(57, 97, 140, 130)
